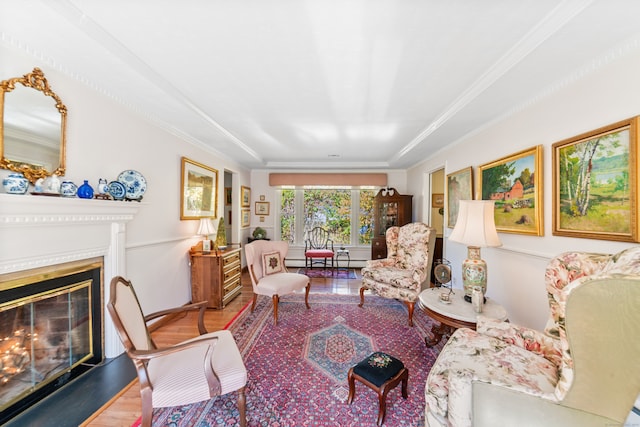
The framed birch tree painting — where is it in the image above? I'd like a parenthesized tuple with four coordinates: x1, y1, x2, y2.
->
(552, 116, 639, 242)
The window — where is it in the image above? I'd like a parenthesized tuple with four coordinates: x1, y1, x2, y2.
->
(278, 187, 376, 246)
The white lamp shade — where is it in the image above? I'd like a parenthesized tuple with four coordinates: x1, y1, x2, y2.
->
(196, 218, 215, 236)
(449, 200, 502, 248)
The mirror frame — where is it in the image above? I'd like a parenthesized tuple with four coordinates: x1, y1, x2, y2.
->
(0, 67, 67, 184)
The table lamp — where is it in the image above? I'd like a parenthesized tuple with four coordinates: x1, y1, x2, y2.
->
(196, 218, 215, 252)
(448, 200, 502, 302)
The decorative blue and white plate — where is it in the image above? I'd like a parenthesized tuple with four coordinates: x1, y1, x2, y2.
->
(117, 170, 147, 200)
(107, 180, 127, 200)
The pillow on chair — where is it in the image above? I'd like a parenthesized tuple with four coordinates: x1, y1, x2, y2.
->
(263, 251, 284, 275)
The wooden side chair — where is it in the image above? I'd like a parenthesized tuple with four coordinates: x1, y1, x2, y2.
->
(304, 226, 335, 272)
(107, 276, 247, 427)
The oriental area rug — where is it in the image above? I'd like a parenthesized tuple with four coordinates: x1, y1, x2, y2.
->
(296, 268, 358, 279)
(136, 294, 443, 427)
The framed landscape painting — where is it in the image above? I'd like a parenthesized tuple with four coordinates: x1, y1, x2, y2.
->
(552, 117, 639, 242)
(446, 166, 473, 228)
(180, 157, 218, 220)
(478, 145, 543, 236)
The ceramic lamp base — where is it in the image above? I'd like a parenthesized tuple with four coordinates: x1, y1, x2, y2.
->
(461, 246, 487, 302)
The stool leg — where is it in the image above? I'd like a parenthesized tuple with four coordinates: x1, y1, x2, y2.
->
(347, 368, 356, 404)
(377, 387, 389, 426)
(401, 369, 409, 399)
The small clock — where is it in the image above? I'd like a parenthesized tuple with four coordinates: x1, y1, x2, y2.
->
(433, 259, 452, 287)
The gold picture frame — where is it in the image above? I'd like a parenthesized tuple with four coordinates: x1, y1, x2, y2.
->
(241, 185, 251, 207)
(180, 157, 218, 220)
(446, 166, 474, 228)
(478, 145, 543, 236)
(255, 201, 270, 215)
(552, 117, 639, 242)
(241, 208, 250, 228)
(432, 193, 444, 209)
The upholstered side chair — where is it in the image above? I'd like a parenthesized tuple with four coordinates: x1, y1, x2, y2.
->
(425, 247, 640, 427)
(245, 240, 311, 324)
(107, 276, 247, 427)
(304, 226, 335, 272)
(360, 222, 437, 326)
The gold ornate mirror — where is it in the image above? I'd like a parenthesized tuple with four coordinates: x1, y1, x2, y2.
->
(0, 68, 67, 183)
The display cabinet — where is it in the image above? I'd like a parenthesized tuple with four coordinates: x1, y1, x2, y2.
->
(189, 242, 242, 309)
(371, 188, 413, 259)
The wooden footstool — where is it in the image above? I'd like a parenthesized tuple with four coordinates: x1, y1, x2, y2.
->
(347, 352, 409, 426)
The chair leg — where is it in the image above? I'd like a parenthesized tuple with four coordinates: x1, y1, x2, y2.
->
(251, 294, 258, 312)
(272, 294, 279, 324)
(140, 392, 153, 427)
(405, 301, 415, 327)
(304, 283, 311, 309)
(237, 387, 246, 427)
(358, 286, 366, 307)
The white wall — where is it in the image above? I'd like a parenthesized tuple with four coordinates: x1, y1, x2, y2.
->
(0, 44, 251, 317)
(408, 49, 640, 330)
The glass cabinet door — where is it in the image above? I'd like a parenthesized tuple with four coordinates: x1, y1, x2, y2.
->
(377, 201, 398, 236)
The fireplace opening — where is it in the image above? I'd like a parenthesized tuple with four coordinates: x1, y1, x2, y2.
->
(0, 260, 103, 424)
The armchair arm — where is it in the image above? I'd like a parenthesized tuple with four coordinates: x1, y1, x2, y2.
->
(129, 335, 219, 361)
(472, 381, 617, 427)
(144, 300, 208, 335)
(476, 316, 561, 367)
(364, 258, 395, 269)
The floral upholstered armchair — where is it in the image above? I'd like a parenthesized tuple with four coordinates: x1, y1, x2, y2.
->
(360, 222, 436, 326)
(425, 248, 640, 427)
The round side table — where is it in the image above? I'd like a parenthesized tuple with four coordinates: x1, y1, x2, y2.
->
(418, 287, 507, 347)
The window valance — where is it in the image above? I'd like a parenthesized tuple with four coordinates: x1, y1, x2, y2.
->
(269, 173, 387, 187)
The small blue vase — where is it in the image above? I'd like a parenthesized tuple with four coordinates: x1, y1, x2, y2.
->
(77, 180, 94, 199)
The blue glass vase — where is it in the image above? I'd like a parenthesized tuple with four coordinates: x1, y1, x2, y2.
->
(77, 180, 94, 199)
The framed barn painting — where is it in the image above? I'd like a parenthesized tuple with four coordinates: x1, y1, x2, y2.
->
(478, 145, 543, 236)
(446, 166, 473, 228)
(180, 157, 218, 220)
(552, 117, 639, 242)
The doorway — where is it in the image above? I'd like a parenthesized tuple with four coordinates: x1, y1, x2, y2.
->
(428, 168, 445, 283)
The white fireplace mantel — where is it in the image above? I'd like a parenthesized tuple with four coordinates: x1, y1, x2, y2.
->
(0, 193, 141, 357)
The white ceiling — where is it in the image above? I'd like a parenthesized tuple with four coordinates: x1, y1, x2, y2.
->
(3, 0, 640, 170)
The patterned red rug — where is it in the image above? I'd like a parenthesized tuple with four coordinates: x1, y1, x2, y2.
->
(296, 268, 358, 279)
(135, 293, 442, 426)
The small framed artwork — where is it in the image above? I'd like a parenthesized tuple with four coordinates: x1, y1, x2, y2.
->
(446, 166, 473, 228)
(241, 208, 250, 228)
(432, 193, 444, 208)
(241, 186, 251, 207)
(260, 195, 266, 201)
(255, 201, 270, 215)
(180, 157, 218, 220)
(478, 145, 543, 236)
(225, 187, 232, 205)
(552, 116, 639, 242)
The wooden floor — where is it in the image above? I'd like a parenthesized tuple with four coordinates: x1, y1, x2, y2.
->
(82, 268, 363, 427)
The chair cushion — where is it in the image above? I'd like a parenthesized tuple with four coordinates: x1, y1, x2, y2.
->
(148, 329, 247, 407)
(425, 328, 558, 427)
(362, 266, 418, 290)
(353, 352, 404, 387)
(262, 250, 284, 276)
(254, 272, 309, 296)
(305, 249, 334, 257)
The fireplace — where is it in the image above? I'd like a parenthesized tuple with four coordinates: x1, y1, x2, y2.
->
(0, 193, 140, 422)
(0, 259, 103, 424)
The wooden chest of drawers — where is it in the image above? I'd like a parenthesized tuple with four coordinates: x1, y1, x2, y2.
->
(189, 246, 242, 309)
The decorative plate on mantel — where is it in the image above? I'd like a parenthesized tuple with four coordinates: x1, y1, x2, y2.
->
(117, 170, 146, 200)
(107, 181, 126, 200)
